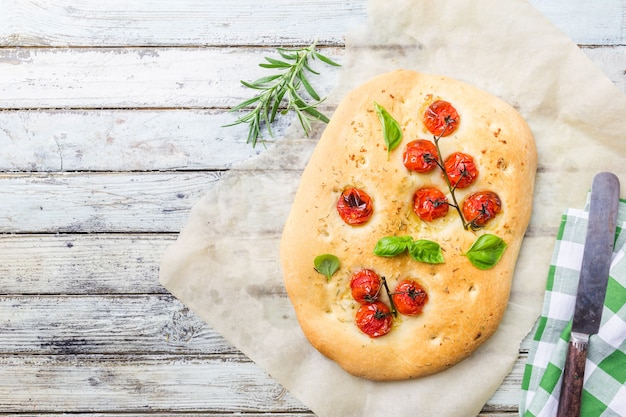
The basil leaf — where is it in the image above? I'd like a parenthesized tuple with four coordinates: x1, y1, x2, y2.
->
(465, 234, 507, 270)
(373, 236, 413, 257)
(314, 254, 340, 281)
(408, 239, 445, 264)
(374, 102, 403, 157)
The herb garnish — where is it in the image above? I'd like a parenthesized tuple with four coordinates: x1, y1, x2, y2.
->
(464, 234, 507, 270)
(314, 254, 341, 281)
(374, 102, 403, 158)
(225, 42, 340, 148)
(408, 239, 446, 264)
(374, 235, 444, 264)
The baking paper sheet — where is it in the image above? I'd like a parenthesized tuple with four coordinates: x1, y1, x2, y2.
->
(159, 0, 626, 415)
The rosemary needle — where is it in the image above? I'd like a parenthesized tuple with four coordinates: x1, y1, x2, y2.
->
(224, 42, 340, 148)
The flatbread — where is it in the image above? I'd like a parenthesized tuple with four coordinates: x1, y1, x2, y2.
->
(280, 69, 537, 381)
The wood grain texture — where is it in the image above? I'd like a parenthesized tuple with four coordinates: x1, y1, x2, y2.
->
(0, 354, 305, 413)
(0, 412, 529, 417)
(530, 0, 626, 45)
(0, 234, 174, 294)
(0, 294, 236, 354)
(0, 171, 224, 233)
(0, 0, 624, 415)
(0, 0, 367, 47)
(0, 170, 305, 233)
(0, 47, 343, 109)
(0, 109, 290, 172)
(583, 46, 626, 93)
(0, 0, 624, 47)
(0, 233, 285, 295)
(556, 340, 588, 417)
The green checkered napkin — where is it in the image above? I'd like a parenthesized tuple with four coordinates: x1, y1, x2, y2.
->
(520, 195, 626, 417)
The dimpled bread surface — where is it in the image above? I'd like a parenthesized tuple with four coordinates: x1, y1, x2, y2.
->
(280, 69, 537, 381)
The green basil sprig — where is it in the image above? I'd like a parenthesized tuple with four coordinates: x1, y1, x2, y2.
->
(408, 239, 446, 264)
(314, 254, 340, 281)
(464, 234, 507, 270)
(373, 236, 413, 257)
(374, 236, 444, 264)
(374, 102, 402, 158)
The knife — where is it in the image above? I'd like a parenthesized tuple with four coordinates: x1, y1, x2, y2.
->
(556, 171, 620, 417)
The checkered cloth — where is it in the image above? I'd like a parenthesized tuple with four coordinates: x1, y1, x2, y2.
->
(520, 196, 626, 417)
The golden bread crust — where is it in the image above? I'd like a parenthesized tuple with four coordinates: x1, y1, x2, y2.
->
(280, 70, 537, 381)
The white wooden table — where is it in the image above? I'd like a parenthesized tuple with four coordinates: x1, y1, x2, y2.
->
(0, 1, 624, 415)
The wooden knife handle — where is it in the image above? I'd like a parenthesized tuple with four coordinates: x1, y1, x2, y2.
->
(557, 336, 588, 417)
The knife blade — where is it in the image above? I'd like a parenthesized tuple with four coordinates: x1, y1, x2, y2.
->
(556, 171, 620, 417)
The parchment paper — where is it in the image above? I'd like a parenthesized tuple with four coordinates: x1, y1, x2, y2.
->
(159, 0, 626, 416)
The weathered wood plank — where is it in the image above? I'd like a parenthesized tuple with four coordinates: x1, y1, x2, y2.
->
(0, 47, 343, 109)
(0, 295, 238, 355)
(0, 411, 518, 417)
(0, 46, 623, 110)
(0, 0, 623, 47)
(583, 46, 626, 93)
(0, 414, 520, 417)
(0, 0, 366, 47)
(0, 171, 226, 233)
(0, 351, 526, 413)
(0, 415, 317, 417)
(0, 109, 290, 172)
(530, 0, 626, 45)
(0, 233, 286, 296)
(0, 234, 174, 294)
(483, 354, 526, 413)
(0, 170, 313, 233)
(0, 412, 523, 417)
(0, 353, 307, 413)
(480, 415, 519, 417)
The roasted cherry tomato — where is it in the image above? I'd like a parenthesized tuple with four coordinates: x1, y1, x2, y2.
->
(403, 139, 439, 173)
(355, 301, 392, 338)
(443, 152, 478, 189)
(462, 191, 502, 228)
(350, 269, 381, 304)
(336, 187, 373, 225)
(392, 279, 429, 316)
(413, 187, 449, 222)
(423, 100, 460, 137)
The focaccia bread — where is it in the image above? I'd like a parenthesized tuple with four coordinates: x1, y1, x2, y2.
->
(280, 69, 537, 381)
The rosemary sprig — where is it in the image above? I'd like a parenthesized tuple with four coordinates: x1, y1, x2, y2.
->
(224, 42, 340, 148)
